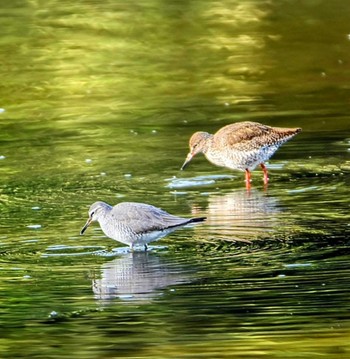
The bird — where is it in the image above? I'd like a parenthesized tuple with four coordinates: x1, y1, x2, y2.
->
(80, 201, 206, 251)
(181, 121, 301, 189)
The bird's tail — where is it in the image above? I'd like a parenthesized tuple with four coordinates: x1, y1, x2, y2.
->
(276, 127, 302, 137)
(188, 217, 206, 224)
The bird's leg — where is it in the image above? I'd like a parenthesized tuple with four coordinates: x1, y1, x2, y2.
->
(245, 169, 252, 190)
(144, 244, 148, 251)
(260, 163, 269, 185)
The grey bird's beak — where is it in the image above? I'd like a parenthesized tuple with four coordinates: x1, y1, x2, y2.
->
(181, 153, 193, 170)
(80, 217, 92, 235)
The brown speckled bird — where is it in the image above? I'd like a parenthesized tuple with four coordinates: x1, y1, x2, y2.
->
(181, 121, 301, 188)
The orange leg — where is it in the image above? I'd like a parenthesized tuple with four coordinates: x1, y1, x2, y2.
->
(260, 163, 269, 185)
(245, 169, 252, 190)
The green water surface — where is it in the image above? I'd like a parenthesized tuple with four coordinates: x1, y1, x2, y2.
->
(1, 1, 350, 358)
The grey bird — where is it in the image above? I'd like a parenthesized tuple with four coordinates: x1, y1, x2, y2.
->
(80, 201, 206, 251)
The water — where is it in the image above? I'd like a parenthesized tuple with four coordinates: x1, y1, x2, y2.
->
(1, 0, 350, 358)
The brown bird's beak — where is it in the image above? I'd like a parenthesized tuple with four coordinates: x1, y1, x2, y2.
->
(181, 152, 193, 170)
(80, 217, 92, 235)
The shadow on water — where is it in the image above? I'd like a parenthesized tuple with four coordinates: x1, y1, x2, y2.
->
(192, 188, 282, 241)
(92, 250, 193, 304)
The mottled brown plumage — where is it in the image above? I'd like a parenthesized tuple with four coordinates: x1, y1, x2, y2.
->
(181, 121, 301, 187)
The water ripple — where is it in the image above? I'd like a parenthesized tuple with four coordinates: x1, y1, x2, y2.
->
(165, 175, 235, 189)
(41, 244, 105, 257)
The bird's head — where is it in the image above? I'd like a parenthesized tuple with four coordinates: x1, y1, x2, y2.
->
(181, 131, 211, 170)
(80, 201, 110, 235)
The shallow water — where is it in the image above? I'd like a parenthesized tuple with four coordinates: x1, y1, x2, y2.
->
(1, 1, 350, 358)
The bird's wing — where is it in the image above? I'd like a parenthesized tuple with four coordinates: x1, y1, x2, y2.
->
(111, 202, 191, 234)
(215, 122, 273, 147)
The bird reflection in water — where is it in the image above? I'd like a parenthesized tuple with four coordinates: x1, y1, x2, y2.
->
(92, 251, 192, 303)
(192, 189, 282, 242)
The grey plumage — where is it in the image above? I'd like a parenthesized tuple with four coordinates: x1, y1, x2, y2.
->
(80, 201, 206, 250)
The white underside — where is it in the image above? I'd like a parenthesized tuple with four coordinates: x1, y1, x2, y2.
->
(205, 145, 280, 171)
(99, 218, 177, 248)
